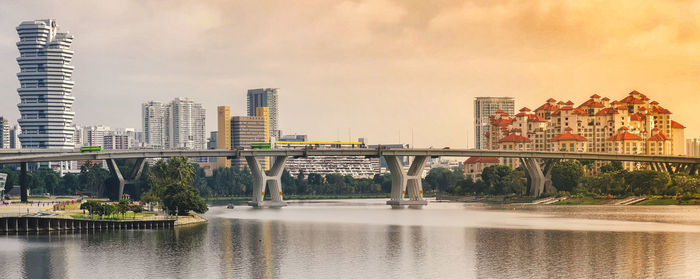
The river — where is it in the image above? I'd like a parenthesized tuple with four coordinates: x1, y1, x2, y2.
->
(1, 199, 700, 278)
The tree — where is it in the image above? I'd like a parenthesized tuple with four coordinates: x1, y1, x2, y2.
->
(148, 157, 208, 215)
(600, 161, 624, 173)
(551, 161, 585, 192)
(117, 199, 130, 218)
(102, 204, 116, 218)
(425, 167, 460, 193)
(80, 201, 102, 217)
(625, 170, 670, 195)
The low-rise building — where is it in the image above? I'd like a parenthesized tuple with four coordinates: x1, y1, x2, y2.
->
(464, 157, 499, 181)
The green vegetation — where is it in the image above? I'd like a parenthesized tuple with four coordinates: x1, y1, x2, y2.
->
(77, 199, 148, 220)
(144, 157, 208, 215)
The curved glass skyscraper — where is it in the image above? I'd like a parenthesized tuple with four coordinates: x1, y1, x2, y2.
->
(16, 19, 75, 149)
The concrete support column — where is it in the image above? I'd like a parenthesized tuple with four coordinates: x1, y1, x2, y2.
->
(385, 155, 429, 206)
(20, 162, 28, 203)
(521, 158, 545, 197)
(246, 156, 288, 207)
(107, 158, 147, 200)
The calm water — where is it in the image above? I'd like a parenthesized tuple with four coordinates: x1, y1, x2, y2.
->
(2, 200, 700, 278)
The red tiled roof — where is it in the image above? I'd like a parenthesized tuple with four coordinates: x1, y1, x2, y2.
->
(557, 101, 565, 105)
(464, 157, 499, 164)
(608, 131, 643, 141)
(491, 117, 514, 127)
(620, 95, 645, 104)
(515, 112, 528, 117)
(630, 113, 645, 121)
(552, 132, 587, 142)
(671, 120, 685, 129)
(616, 105, 628, 110)
(638, 107, 646, 111)
(565, 100, 574, 105)
(527, 114, 547, 122)
(564, 127, 573, 131)
(559, 106, 573, 110)
(572, 108, 588, 116)
(495, 109, 504, 113)
(648, 132, 671, 141)
(611, 100, 621, 105)
(519, 107, 531, 112)
(651, 106, 671, 114)
(578, 99, 605, 108)
(602, 97, 610, 101)
(630, 90, 641, 95)
(595, 108, 618, 116)
(535, 102, 558, 112)
(591, 94, 601, 98)
(547, 98, 556, 102)
(499, 134, 532, 143)
(650, 101, 659, 105)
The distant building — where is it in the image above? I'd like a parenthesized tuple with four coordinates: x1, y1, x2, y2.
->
(141, 98, 206, 149)
(0, 117, 10, 149)
(688, 139, 700, 157)
(142, 101, 167, 148)
(279, 134, 308, 141)
(207, 131, 218, 149)
(464, 157, 499, 181)
(247, 88, 279, 138)
(217, 106, 231, 168)
(168, 97, 206, 149)
(86, 125, 111, 147)
(230, 116, 266, 167)
(474, 97, 515, 150)
(9, 125, 21, 149)
(16, 19, 76, 149)
(103, 135, 129, 150)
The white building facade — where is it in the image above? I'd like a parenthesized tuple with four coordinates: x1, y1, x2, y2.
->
(142, 98, 206, 149)
(16, 19, 75, 149)
(474, 97, 514, 149)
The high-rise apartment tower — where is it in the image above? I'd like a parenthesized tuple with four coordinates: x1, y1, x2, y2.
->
(474, 97, 514, 149)
(16, 19, 75, 149)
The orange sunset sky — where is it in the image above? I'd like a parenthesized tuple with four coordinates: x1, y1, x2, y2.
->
(0, 0, 698, 147)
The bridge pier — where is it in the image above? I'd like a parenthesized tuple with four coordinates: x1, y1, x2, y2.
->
(20, 162, 28, 203)
(106, 158, 146, 200)
(246, 155, 288, 207)
(520, 158, 557, 197)
(385, 155, 429, 207)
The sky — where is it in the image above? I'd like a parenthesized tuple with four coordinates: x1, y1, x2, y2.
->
(0, 0, 699, 148)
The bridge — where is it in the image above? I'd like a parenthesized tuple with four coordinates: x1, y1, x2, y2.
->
(1, 148, 699, 207)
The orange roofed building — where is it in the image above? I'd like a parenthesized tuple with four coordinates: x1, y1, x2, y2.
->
(485, 90, 687, 171)
(463, 157, 499, 181)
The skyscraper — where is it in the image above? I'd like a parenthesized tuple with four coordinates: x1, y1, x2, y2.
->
(16, 19, 75, 149)
(247, 88, 279, 139)
(474, 97, 514, 149)
(168, 97, 206, 149)
(217, 106, 231, 168)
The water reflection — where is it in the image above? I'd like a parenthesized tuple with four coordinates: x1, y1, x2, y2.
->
(1, 202, 700, 278)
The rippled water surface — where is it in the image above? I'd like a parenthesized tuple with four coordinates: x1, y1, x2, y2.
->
(2, 200, 700, 278)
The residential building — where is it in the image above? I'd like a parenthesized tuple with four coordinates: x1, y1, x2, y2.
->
(141, 98, 206, 149)
(217, 106, 231, 168)
(474, 97, 515, 149)
(464, 157, 499, 181)
(142, 101, 167, 148)
(247, 88, 279, 138)
(86, 125, 111, 147)
(16, 19, 75, 149)
(168, 97, 206, 149)
(0, 117, 10, 149)
(103, 134, 129, 150)
(485, 91, 687, 171)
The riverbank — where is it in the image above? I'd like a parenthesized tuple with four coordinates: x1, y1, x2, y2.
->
(437, 194, 700, 206)
(174, 212, 207, 226)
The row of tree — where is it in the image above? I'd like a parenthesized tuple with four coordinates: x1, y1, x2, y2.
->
(0, 162, 112, 197)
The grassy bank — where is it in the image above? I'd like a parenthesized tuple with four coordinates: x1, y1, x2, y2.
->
(553, 197, 605, 205)
(636, 198, 700, 205)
